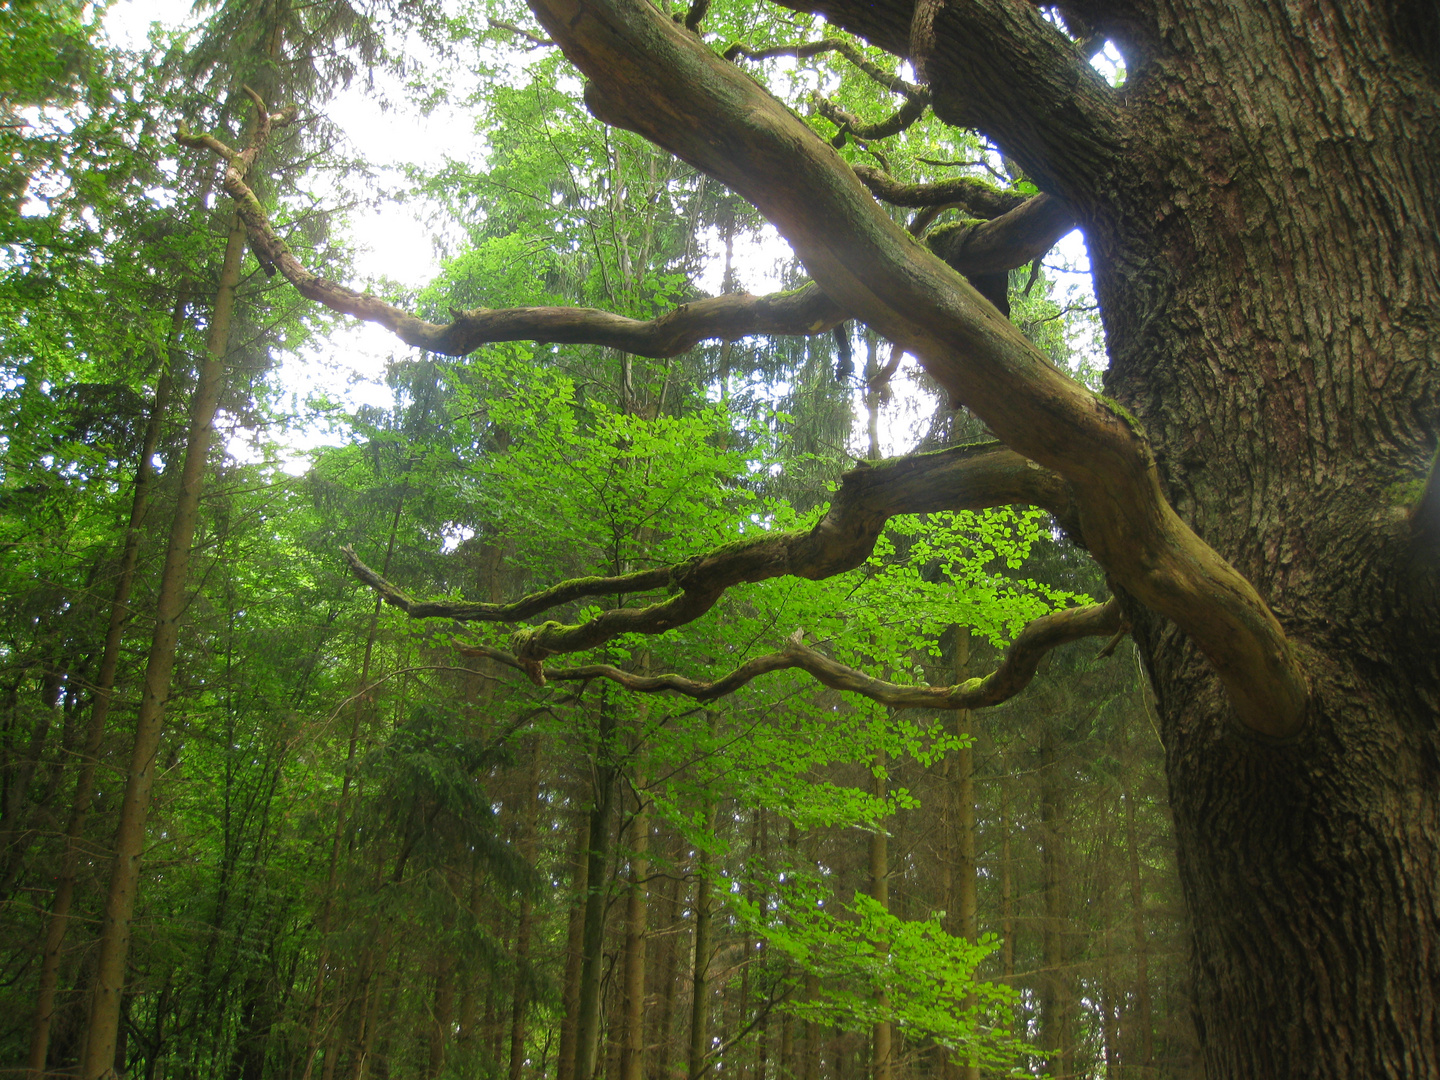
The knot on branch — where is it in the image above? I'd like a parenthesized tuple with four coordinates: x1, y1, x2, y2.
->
(511, 622, 565, 686)
(669, 553, 705, 590)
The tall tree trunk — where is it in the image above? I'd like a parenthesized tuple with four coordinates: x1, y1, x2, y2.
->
(687, 804, 715, 1080)
(950, 631, 978, 1080)
(1037, 726, 1071, 1080)
(80, 205, 245, 1080)
(302, 492, 407, 1080)
(998, 768, 1014, 985)
(577, 741, 618, 1080)
(25, 338, 171, 1075)
(509, 740, 544, 1080)
(427, 955, 455, 1080)
(619, 780, 650, 1080)
(558, 810, 593, 1080)
(649, 832, 683, 1080)
(869, 749, 890, 1080)
(1123, 766, 1152, 1075)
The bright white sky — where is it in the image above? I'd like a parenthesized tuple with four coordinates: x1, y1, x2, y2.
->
(103, 0, 1101, 470)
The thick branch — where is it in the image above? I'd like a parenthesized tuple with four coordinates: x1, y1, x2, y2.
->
(529, 0, 1307, 736)
(923, 193, 1077, 276)
(458, 598, 1121, 708)
(178, 122, 845, 358)
(346, 442, 1079, 663)
(775, 0, 1127, 203)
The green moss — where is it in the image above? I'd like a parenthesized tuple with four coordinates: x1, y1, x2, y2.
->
(1097, 394, 1147, 437)
(1386, 478, 1427, 506)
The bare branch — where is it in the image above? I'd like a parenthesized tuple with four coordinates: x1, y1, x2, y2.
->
(458, 598, 1122, 708)
(725, 38, 923, 99)
(345, 442, 1079, 666)
(341, 548, 674, 620)
(490, 18, 554, 47)
(774, 0, 1128, 202)
(178, 120, 846, 357)
(533, 0, 1307, 736)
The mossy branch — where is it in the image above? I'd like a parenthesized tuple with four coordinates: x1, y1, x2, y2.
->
(458, 598, 1121, 707)
(343, 442, 1079, 671)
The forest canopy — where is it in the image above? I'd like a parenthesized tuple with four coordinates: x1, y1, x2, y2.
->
(2, 1, 1437, 1079)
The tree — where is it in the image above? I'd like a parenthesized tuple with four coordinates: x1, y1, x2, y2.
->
(187, 1, 1439, 1075)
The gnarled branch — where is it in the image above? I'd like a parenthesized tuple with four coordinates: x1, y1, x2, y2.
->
(851, 164, 1028, 217)
(458, 598, 1121, 708)
(345, 442, 1079, 665)
(815, 92, 929, 143)
(533, 0, 1307, 736)
(178, 118, 846, 358)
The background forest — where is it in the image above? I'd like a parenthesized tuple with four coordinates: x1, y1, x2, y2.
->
(3, 1, 1195, 1077)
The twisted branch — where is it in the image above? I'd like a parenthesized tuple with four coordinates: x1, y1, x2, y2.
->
(178, 105, 846, 359)
(458, 598, 1121, 706)
(344, 442, 1079, 669)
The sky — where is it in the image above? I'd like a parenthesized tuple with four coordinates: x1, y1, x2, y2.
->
(102, 0, 1102, 469)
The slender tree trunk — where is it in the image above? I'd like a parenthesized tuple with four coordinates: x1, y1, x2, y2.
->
(26, 352, 173, 1078)
(753, 809, 769, 1080)
(1123, 772, 1152, 1076)
(869, 750, 890, 1080)
(951, 631, 978, 1080)
(687, 804, 715, 1080)
(998, 767, 1014, 984)
(80, 205, 245, 1080)
(577, 744, 618, 1080)
(1038, 727, 1072, 1080)
(302, 494, 407, 1080)
(620, 780, 650, 1080)
(509, 741, 545, 1080)
(427, 955, 455, 1080)
(558, 811, 593, 1080)
(649, 834, 682, 1080)
(801, 972, 819, 1080)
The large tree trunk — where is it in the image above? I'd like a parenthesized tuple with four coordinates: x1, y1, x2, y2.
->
(1076, 8, 1440, 1075)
